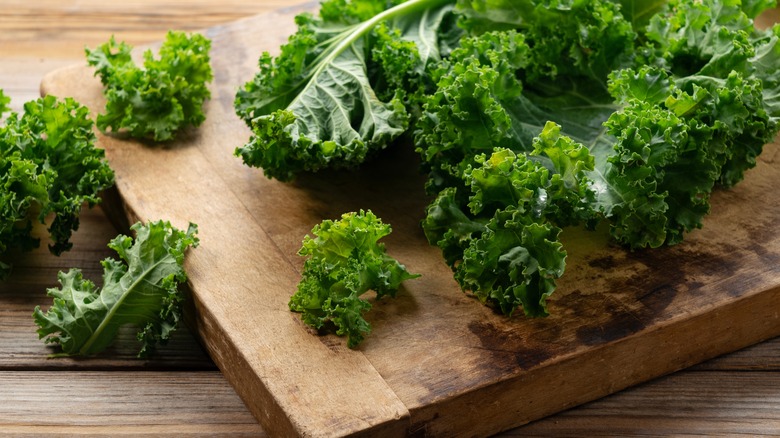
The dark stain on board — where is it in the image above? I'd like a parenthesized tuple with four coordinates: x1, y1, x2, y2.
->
(742, 214, 780, 267)
(587, 254, 618, 270)
(464, 228, 769, 378)
(467, 320, 560, 373)
(575, 311, 646, 346)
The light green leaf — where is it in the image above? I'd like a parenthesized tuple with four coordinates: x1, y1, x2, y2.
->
(289, 210, 418, 348)
(86, 31, 213, 142)
(33, 220, 198, 357)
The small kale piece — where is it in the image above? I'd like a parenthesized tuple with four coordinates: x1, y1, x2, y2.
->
(86, 31, 213, 142)
(33, 220, 199, 357)
(289, 210, 419, 348)
(0, 89, 9, 116)
(0, 95, 115, 279)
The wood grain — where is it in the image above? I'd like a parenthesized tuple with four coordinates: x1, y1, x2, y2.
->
(0, 370, 265, 436)
(39, 4, 780, 438)
(693, 337, 780, 371)
(508, 371, 780, 437)
(0, 0, 307, 60)
(0, 59, 75, 113)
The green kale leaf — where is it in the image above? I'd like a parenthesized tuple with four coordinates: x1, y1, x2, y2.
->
(417, 0, 780, 312)
(0, 95, 115, 279)
(0, 89, 9, 116)
(86, 31, 213, 142)
(33, 220, 199, 357)
(455, 0, 637, 82)
(289, 210, 419, 348)
(423, 123, 594, 316)
(418, 0, 780, 250)
(234, 0, 458, 181)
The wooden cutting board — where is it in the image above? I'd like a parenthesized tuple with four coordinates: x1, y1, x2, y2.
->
(40, 3, 780, 437)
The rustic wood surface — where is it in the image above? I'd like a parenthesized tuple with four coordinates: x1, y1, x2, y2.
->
(3, 0, 780, 436)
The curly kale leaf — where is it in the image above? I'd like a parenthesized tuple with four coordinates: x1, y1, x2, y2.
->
(638, 0, 780, 187)
(234, 0, 458, 181)
(418, 0, 780, 251)
(421, 186, 487, 266)
(289, 210, 419, 348)
(423, 123, 594, 316)
(455, 0, 636, 82)
(600, 65, 772, 246)
(86, 31, 213, 142)
(33, 221, 199, 357)
(414, 4, 631, 190)
(458, 207, 566, 317)
(0, 89, 9, 116)
(415, 29, 531, 192)
(590, 0, 780, 247)
(0, 95, 115, 279)
(414, 0, 780, 316)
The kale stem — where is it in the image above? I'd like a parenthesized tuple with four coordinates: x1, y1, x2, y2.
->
(288, 0, 453, 108)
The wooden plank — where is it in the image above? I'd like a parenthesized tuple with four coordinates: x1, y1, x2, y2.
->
(1, 204, 778, 435)
(2, 370, 779, 437)
(0, 370, 265, 436)
(506, 371, 780, 437)
(693, 337, 780, 371)
(0, 0, 308, 60)
(39, 5, 780, 438)
(0, 59, 75, 113)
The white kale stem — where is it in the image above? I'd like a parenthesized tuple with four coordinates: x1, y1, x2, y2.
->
(286, 0, 453, 110)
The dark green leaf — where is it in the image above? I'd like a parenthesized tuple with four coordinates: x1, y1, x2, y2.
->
(0, 95, 115, 278)
(234, 0, 456, 181)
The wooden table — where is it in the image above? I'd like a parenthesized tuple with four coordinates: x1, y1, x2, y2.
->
(2, 1, 780, 436)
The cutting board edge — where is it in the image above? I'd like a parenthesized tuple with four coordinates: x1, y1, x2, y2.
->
(189, 288, 413, 437)
(406, 281, 780, 437)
